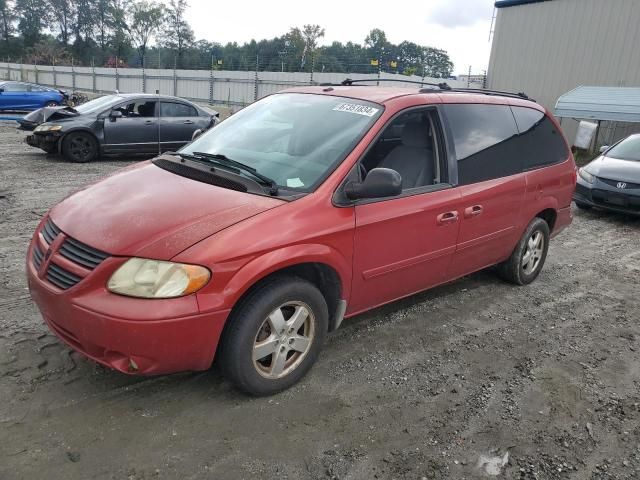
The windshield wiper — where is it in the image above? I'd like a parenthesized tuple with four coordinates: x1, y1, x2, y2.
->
(191, 151, 279, 195)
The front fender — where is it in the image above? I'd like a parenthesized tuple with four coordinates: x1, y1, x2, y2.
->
(195, 243, 352, 313)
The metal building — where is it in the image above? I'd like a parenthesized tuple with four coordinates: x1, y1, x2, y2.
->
(487, 0, 640, 146)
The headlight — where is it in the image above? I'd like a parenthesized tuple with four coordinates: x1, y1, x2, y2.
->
(107, 258, 210, 299)
(578, 167, 595, 184)
(34, 124, 63, 132)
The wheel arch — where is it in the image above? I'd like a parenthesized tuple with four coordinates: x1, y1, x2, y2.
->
(58, 128, 101, 155)
(535, 207, 558, 232)
(222, 245, 351, 333)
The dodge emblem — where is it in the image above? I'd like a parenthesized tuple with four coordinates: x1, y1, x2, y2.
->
(616, 182, 627, 189)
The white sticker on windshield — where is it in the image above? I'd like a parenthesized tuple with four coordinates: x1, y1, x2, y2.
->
(332, 103, 379, 117)
(287, 178, 305, 188)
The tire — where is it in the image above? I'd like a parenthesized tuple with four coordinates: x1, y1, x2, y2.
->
(218, 276, 328, 396)
(575, 201, 592, 210)
(497, 217, 550, 286)
(61, 132, 98, 163)
(45, 101, 58, 107)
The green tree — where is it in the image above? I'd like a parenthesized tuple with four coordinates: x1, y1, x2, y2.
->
(288, 24, 324, 71)
(74, 0, 95, 43)
(48, 0, 74, 45)
(364, 28, 388, 52)
(15, 0, 49, 47)
(110, 0, 130, 60)
(159, 0, 194, 67)
(422, 46, 453, 78)
(0, 0, 15, 43)
(128, 0, 163, 66)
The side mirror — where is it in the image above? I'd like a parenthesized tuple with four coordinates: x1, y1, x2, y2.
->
(599, 145, 609, 154)
(0, 87, 4, 93)
(109, 110, 123, 121)
(345, 168, 402, 200)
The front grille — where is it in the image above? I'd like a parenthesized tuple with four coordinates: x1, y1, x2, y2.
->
(41, 217, 61, 244)
(46, 263, 82, 290)
(59, 236, 108, 270)
(597, 177, 640, 190)
(33, 245, 44, 270)
(592, 189, 640, 212)
(33, 218, 111, 290)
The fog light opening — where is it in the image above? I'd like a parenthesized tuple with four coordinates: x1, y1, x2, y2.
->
(128, 358, 139, 372)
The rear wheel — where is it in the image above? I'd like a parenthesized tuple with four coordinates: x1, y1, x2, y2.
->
(498, 217, 550, 285)
(218, 276, 328, 396)
(62, 132, 98, 163)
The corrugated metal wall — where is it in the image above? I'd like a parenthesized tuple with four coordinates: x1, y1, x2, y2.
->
(0, 62, 467, 109)
(488, 0, 640, 145)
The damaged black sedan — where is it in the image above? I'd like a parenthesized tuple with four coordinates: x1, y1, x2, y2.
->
(22, 94, 219, 163)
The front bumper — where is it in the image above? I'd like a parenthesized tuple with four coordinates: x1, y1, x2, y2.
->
(26, 230, 230, 375)
(25, 132, 61, 151)
(574, 176, 640, 216)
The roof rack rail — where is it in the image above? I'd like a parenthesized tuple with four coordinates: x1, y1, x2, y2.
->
(420, 86, 535, 102)
(340, 77, 452, 90)
(316, 78, 534, 103)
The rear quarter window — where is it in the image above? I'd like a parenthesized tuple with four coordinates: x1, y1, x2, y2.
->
(511, 106, 568, 169)
(442, 103, 521, 185)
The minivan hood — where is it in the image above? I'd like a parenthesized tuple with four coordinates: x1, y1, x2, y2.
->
(49, 162, 285, 259)
(588, 155, 640, 183)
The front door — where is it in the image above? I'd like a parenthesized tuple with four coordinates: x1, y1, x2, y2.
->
(348, 107, 461, 315)
(102, 99, 159, 154)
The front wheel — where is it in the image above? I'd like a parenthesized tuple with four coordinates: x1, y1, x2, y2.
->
(218, 276, 328, 396)
(497, 217, 550, 285)
(62, 132, 98, 163)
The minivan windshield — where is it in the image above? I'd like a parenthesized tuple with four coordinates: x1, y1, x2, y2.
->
(181, 93, 383, 192)
(74, 95, 123, 114)
(606, 135, 640, 162)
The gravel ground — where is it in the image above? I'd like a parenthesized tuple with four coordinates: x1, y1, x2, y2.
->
(1, 123, 639, 480)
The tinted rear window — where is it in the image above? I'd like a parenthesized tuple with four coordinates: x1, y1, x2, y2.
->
(443, 104, 520, 185)
(511, 107, 568, 169)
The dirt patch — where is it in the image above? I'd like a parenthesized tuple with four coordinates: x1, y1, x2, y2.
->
(1, 123, 639, 479)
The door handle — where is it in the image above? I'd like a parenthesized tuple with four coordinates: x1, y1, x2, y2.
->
(183, 120, 194, 124)
(144, 120, 154, 125)
(464, 205, 483, 218)
(436, 211, 459, 225)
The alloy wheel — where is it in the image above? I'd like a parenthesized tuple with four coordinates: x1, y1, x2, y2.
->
(252, 301, 315, 379)
(522, 230, 544, 275)
(69, 137, 93, 162)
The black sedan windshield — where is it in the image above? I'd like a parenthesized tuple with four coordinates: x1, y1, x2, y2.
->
(181, 93, 382, 192)
(74, 95, 123, 114)
(607, 135, 640, 162)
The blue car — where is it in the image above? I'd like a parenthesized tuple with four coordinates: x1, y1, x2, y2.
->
(0, 81, 65, 111)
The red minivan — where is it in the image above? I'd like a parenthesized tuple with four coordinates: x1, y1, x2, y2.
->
(26, 85, 576, 395)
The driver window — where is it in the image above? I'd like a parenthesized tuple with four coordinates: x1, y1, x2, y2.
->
(360, 109, 444, 190)
(113, 100, 157, 118)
